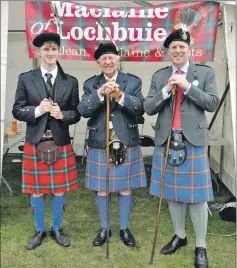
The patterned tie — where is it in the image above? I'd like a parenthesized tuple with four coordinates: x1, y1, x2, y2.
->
(45, 73, 53, 97)
(172, 69, 183, 130)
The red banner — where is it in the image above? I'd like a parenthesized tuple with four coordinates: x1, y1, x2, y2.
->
(25, 1, 220, 62)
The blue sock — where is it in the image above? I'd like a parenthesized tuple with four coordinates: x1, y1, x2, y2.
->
(118, 194, 132, 230)
(96, 195, 111, 229)
(52, 194, 65, 231)
(31, 195, 45, 232)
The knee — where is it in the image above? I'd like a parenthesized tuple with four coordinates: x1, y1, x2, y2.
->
(97, 191, 108, 196)
(119, 190, 131, 196)
(53, 192, 65, 197)
(32, 193, 44, 197)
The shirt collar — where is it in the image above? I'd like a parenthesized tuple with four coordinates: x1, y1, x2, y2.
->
(172, 61, 189, 74)
(41, 65, 58, 80)
(104, 71, 118, 82)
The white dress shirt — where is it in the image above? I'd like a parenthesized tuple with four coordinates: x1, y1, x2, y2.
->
(35, 66, 58, 118)
(162, 61, 191, 99)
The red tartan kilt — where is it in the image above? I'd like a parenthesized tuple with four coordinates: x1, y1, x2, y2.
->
(22, 142, 79, 194)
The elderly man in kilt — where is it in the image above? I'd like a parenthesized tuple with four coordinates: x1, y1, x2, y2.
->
(78, 43, 147, 247)
(144, 29, 219, 268)
(12, 31, 81, 249)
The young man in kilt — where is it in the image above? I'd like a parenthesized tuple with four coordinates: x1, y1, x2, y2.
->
(144, 29, 219, 268)
(12, 31, 81, 249)
(78, 43, 147, 247)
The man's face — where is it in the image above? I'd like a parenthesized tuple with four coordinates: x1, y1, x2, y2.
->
(97, 53, 119, 77)
(38, 42, 60, 67)
(167, 41, 190, 67)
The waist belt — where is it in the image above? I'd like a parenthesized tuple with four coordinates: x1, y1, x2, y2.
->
(40, 137, 54, 142)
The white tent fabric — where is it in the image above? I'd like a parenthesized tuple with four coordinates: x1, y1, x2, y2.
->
(0, 2, 9, 180)
(224, 4, 236, 163)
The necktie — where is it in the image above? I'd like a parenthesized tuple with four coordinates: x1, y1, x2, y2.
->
(45, 73, 53, 97)
(172, 69, 183, 130)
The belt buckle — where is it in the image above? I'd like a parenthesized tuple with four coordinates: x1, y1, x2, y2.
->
(173, 133, 182, 142)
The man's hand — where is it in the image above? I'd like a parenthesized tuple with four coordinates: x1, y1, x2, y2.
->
(50, 103, 63, 120)
(38, 98, 52, 114)
(97, 81, 120, 96)
(168, 74, 190, 90)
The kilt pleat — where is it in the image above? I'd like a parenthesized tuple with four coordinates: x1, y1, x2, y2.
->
(150, 145, 214, 203)
(85, 146, 147, 192)
(22, 142, 79, 194)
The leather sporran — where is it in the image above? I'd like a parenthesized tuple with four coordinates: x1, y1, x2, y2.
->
(109, 140, 127, 165)
(165, 141, 187, 166)
(36, 141, 61, 165)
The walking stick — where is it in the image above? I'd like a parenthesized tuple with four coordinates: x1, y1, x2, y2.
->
(149, 85, 177, 265)
(105, 94, 110, 259)
(105, 86, 122, 259)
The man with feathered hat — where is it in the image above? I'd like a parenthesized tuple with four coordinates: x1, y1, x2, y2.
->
(144, 26, 220, 267)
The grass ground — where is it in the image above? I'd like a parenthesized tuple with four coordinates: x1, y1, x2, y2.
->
(1, 155, 236, 268)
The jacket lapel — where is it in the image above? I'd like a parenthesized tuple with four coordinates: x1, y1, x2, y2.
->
(53, 73, 66, 102)
(116, 71, 128, 93)
(181, 61, 197, 102)
(110, 72, 128, 111)
(162, 66, 174, 109)
(94, 73, 106, 90)
(32, 68, 47, 100)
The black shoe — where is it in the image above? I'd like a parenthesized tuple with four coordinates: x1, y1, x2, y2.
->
(160, 235, 187, 255)
(120, 228, 136, 247)
(50, 228, 70, 247)
(194, 247, 208, 268)
(26, 231, 46, 250)
(93, 227, 112, 247)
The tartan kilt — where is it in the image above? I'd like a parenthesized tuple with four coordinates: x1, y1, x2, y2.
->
(150, 144, 214, 203)
(85, 146, 147, 192)
(22, 142, 79, 194)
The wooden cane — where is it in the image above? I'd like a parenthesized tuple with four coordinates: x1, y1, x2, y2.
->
(149, 85, 177, 265)
(105, 87, 122, 259)
(105, 94, 110, 259)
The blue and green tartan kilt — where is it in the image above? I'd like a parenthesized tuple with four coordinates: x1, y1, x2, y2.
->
(85, 146, 147, 192)
(150, 144, 214, 203)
